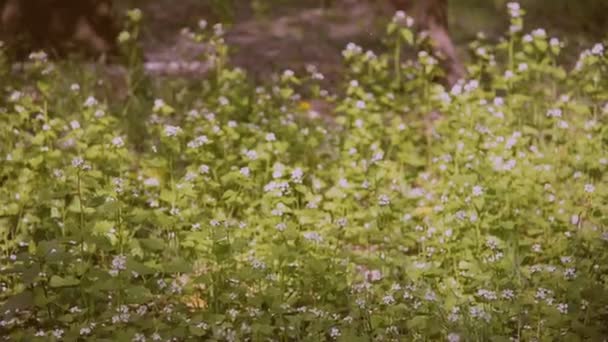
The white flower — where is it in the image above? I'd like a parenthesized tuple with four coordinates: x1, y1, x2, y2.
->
(546, 108, 562, 118)
(509, 24, 522, 33)
(563, 267, 576, 279)
(364, 269, 382, 282)
(378, 194, 391, 206)
(213, 23, 224, 36)
(336, 217, 348, 228)
(303, 231, 322, 243)
(283, 69, 294, 78)
(518, 63, 528, 72)
(532, 28, 546, 38)
(52, 329, 64, 339)
(447, 333, 461, 342)
(477, 289, 497, 301)
(84, 96, 98, 108)
(383, 295, 395, 305)
(557, 303, 568, 314)
(112, 255, 126, 269)
(275, 222, 287, 232)
(187, 135, 209, 148)
(291, 167, 303, 183)
(112, 136, 125, 148)
(164, 125, 182, 137)
(199, 164, 210, 174)
(133, 333, 146, 342)
(584, 184, 595, 193)
(153, 99, 166, 111)
(72, 156, 84, 168)
(355, 100, 366, 109)
(501, 289, 515, 300)
(592, 43, 604, 55)
(469, 305, 490, 322)
(329, 327, 341, 339)
(29, 51, 48, 62)
(198, 19, 208, 30)
(240, 167, 250, 177)
(272, 164, 284, 179)
(507, 2, 521, 17)
(245, 149, 258, 160)
(143, 177, 160, 187)
(472, 185, 484, 197)
(70, 120, 81, 130)
(218, 96, 229, 106)
(393, 10, 405, 21)
(343, 42, 363, 57)
(371, 151, 384, 163)
(70, 83, 80, 92)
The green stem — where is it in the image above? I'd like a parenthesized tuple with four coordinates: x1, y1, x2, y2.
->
(77, 171, 85, 255)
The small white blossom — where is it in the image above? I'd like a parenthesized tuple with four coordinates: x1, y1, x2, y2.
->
(378, 194, 390, 206)
(164, 125, 182, 137)
(303, 231, 323, 243)
(112, 136, 125, 148)
(245, 150, 258, 160)
(187, 135, 209, 148)
(265, 133, 276, 142)
(143, 177, 160, 187)
(448, 333, 461, 342)
(472, 185, 484, 197)
(199, 164, 210, 174)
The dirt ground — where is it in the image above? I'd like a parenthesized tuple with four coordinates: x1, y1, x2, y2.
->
(126, 0, 405, 83)
(108, 0, 607, 89)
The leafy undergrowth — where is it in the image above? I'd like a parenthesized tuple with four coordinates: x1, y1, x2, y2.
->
(1, 4, 608, 342)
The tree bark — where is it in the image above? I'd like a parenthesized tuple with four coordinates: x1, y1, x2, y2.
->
(0, 0, 117, 58)
(390, 0, 465, 85)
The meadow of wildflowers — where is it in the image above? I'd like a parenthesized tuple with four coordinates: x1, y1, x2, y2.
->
(1, 3, 608, 341)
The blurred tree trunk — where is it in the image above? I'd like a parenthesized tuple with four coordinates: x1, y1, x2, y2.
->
(0, 0, 117, 58)
(390, 0, 465, 85)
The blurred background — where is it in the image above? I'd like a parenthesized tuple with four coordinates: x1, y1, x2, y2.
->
(2, 0, 607, 83)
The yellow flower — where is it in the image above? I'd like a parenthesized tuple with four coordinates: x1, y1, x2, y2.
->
(298, 101, 311, 111)
(413, 206, 433, 217)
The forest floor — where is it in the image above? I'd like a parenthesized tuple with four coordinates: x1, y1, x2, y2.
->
(119, 0, 607, 85)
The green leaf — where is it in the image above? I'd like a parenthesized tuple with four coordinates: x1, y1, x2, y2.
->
(21, 263, 41, 286)
(124, 286, 153, 303)
(140, 237, 166, 251)
(1, 291, 34, 312)
(163, 258, 192, 273)
(49, 275, 80, 288)
(400, 29, 414, 45)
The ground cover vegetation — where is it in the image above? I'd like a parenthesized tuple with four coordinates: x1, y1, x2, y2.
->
(1, 3, 608, 341)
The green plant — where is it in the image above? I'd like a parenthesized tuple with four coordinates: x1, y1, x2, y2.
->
(1, 3, 607, 341)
